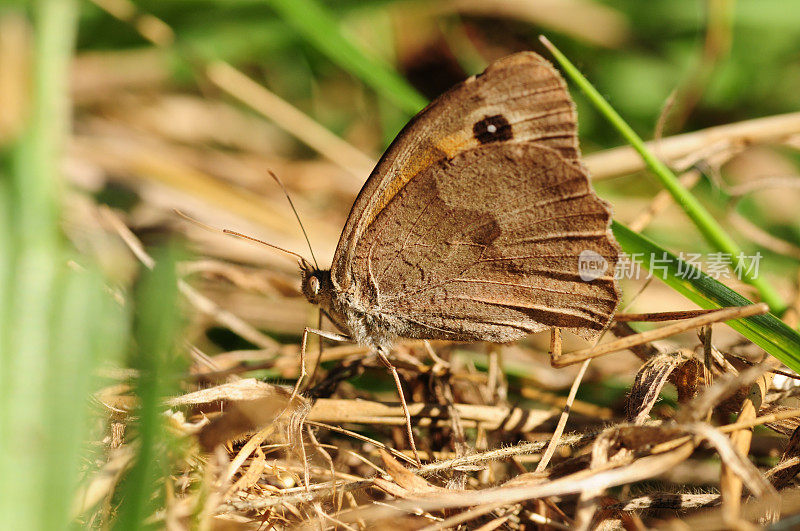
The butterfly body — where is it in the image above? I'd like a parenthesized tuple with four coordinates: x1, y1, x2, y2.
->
(301, 52, 620, 352)
(301, 261, 399, 350)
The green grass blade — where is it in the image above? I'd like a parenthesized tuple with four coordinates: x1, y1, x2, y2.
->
(46, 266, 124, 529)
(613, 221, 800, 373)
(541, 36, 786, 314)
(114, 248, 186, 530)
(267, 0, 427, 116)
(0, 1, 79, 528)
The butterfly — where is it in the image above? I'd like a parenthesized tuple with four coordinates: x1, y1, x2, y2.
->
(290, 52, 621, 463)
(299, 52, 620, 355)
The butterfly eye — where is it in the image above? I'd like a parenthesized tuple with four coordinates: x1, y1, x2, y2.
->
(309, 276, 320, 295)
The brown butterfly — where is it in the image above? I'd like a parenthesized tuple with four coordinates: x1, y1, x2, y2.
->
(296, 52, 621, 461)
(300, 52, 619, 349)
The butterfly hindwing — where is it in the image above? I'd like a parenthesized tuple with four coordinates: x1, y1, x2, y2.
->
(350, 142, 619, 341)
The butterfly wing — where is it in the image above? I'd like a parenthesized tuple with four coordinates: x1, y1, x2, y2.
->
(331, 52, 619, 341)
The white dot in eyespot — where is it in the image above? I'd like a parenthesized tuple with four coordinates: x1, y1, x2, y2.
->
(486, 124, 497, 133)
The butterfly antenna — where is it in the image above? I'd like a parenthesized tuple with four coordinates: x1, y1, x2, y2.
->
(173, 209, 309, 263)
(268, 170, 319, 269)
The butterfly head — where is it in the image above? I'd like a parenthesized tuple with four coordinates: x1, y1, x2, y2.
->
(299, 259, 332, 307)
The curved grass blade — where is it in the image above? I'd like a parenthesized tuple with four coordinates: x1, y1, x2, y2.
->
(541, 36, 785, 314)
(613, 222, 800, 373)
(268, 0, 427, 116)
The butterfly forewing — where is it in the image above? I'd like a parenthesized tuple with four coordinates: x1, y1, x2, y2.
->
(332, 52, 584, 292)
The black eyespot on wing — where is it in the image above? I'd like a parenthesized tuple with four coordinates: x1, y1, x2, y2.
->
(473, 114, 513, 144)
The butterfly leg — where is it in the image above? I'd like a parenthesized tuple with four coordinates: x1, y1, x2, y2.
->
(288, 328, 349, 493)
(291, 327, 351, 403)
(376, 348, 422, 466)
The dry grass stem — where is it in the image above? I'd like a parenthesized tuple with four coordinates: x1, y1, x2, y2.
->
(205, 61, 375, 179)
(552, 303, 769, 367)
(587, 111, 800, 179)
